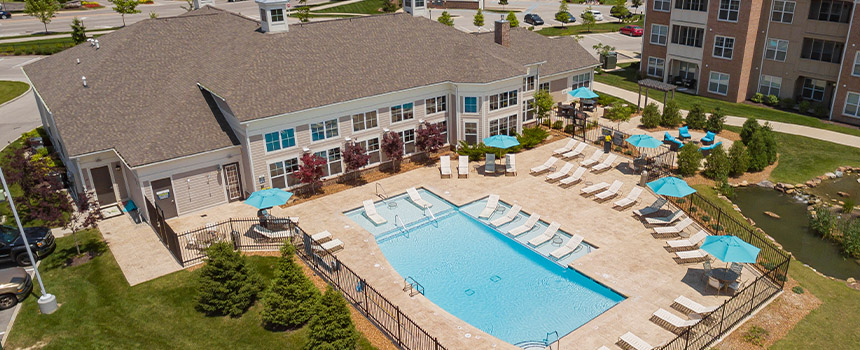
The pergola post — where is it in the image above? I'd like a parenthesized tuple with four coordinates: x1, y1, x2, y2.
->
(638, 84, 642, 110)
(663, 91, 667, 107)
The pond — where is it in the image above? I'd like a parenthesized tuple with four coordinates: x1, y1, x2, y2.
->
(807, 174, 860, 202)
(732, 186, 860, 280)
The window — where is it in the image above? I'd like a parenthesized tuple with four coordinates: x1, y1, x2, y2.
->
(647, 57, 665, 78)
(270, 158, 299, 188)
(314, 148, 342, 177)
(489, 115, 517, 136)
(572, 72, 591, 89)
(425, 96, 447, 115)
(853, 52, 860, 76)
(356, 138, 381, 165)
(310, 119, 338, 141)
(675, 0, 708, 11)
(399, 129, 416, 154)
(708, 72, 730, 95)
(764, 38, 789, 61)
(771, 0, 795, 23)
(264, 128, 296, 152)
(801, 38, 844, 63)
(801, 78, 826, 101)
(390, 102, 414, 123)
(758, 75, 782, 96)
(415, 0, 424, 6)
(352, 111, 378, 132)
(654, 0, 671, 11)
(671, 25, 704, 48)
(809, 0, 852, 23)
(677, 61, 697, 80)
(464, 122, 478, 145)
(464, 97, 478, 113)
(539, 82, 550, 92)
(523, 98, 535, 121)
(712, 36, 735, 59)
(718, 0, 740, 21)
(523, 76, 536, 91)
(270, 8, 284, 22)
(844, 92, 860, 118)
(650, 24, 668, 45)
(489, 90, 518, 111)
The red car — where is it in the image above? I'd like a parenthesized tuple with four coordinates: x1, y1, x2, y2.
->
(620, 25, 643, 37)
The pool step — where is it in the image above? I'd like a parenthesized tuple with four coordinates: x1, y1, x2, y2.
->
(514, 340, 548, 349)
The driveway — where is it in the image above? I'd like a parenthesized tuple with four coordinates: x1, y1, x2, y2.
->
(0, 56, 42, 147)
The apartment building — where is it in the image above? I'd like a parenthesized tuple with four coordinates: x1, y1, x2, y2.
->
(24, 2, 597, 221)
(641, 0, 860, 126)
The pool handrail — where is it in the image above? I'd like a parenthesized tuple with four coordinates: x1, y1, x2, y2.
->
(394, 214, 407, 233)
(403, 276, 425, 296)
(375, 182, 388, 199)
(424, 206, 437, 223)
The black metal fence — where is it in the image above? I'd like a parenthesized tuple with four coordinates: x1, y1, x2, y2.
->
(144, 198, 182, 262)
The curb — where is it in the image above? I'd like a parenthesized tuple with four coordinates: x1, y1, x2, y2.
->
(0, 84, 32, 110)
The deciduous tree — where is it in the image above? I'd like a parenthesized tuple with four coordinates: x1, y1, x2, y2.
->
(295, 0, 310, 22)
(342, 141, 369, 183)
(110, 0, 141, 26)
(24, 0, 60, 34)
(3, 146, 71, 227)
(533, 89, 554, 125)
(64, 191, 100, 256)
(416, 122, 445, 155)
(610, 0, 629, 22)
(295, 153, 326, 194)
(581, 7, 596, 32)
(381, 131, 404, 172)
(555, 0, 570, 24)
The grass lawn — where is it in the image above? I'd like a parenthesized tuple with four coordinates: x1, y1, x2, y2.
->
(0, 80, 29, 105)
(594, 64, 860, 137)
(313, 0, 390, 14)
(0, 27, 119, 40)
(6, 230, 376, 349)
(536, 19, 643, 36)
(769, 130, 860, 184)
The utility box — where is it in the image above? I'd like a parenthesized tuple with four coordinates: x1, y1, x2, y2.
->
(602, 52, 617, 70)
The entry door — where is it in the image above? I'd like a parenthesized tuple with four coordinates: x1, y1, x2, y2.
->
(151, 178, 178, 219)
(90, 166, 116, 206)
(223, 163, 242, 201)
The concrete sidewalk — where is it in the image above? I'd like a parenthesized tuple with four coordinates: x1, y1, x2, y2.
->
(594, 81, 860, 149)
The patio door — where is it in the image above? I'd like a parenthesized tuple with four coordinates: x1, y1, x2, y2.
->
(224, 163, 242, 201)
(151, 178, 178, 219)
(90, 166, 117, 206)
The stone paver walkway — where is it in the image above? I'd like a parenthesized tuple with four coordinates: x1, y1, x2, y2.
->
(594, 82, 860, 149)
(100, 215, 182, 286)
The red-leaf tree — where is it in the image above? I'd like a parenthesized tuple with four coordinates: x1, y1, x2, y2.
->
(415, 122, 445, 155)
(342, 141, 369, 183)
(3, 146, 71, 227)
(295, 153, 326, 194)
(381, 131, 404, 172)
(65, 191, 101, 256)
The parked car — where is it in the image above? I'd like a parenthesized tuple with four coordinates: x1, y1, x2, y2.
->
(620, 25, 643, 36)
(0, 10, 11, 19)
(0, 267, 32, 310)
(0, 225, 56, 266)
(583, 9, 604, 21)
(557, 11, 576, 23)
(524, 13, 545, 26)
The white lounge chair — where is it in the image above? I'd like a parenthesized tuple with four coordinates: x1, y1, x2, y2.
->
(254, 225, 291, 241)
(614, 187, 643, 208)
(562, 143, 587, 159)
(505, 154, 517, 176)
(673, 295, 718, 315)
(652, 308, 698, 334)
(598, 347, 611, 350)
(311, 230, 332, 243)
(550, 234, 584, 259)
(595, 180, 623, 200)
(509, 213, 540, 236)
(581, 182, 609, 196)
(528, 222, 561, 246)
(485, 153, 496, 174)
(580, 150, 605, 168)
(546, 162, 575, 182)
(591, 153, 618, 172)
(530, 157, 558, 174)
(440, 155, 451, 178)
(559, 166, 587, 186)
(675, 249, 710, 263)
(321, 238, 344, 253)
(634, 198, 668, 217)
(645, 210, 685, 225)
(407, 187, 432, 208)
(553, 139, 578, 155)
(362, 200, 387, 225)
(666, 230, 708, 251)
(458, 155, 469, 178)
(619, 332, 653, 350)
(478, 194, 500, 218)
(490, 204, 522, 227)
(654, 218, 694, 236)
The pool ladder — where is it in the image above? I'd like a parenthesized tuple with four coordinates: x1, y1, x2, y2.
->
(403, 276, 425, 296)
(375, 183, 388, 200)
(394, 215, 407, 234)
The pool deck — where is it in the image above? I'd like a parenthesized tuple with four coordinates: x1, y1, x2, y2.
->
(170, 135, 764, 350)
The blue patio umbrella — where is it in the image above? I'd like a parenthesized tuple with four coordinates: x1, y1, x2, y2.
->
(646, 176, 697, 198)
(625, 134, 663, 149)
(700, 235, 761, 264)
(244, 188, 294, 209)
(568, 87, 600, 99)
(482, 135, 520, 149)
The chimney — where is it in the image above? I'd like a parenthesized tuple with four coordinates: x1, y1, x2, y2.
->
(192, 0, 213, 9)
(256, 0, 289, 33)
(494, 19, 510, 47)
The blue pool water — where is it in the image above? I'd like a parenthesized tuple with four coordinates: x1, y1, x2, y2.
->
(345, 189, 625, 345)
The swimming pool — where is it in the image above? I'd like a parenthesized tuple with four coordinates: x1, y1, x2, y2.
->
(345, 189, 625, 346)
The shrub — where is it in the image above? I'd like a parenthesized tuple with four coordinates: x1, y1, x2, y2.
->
(261, 244, 321, 329)
(677, 142, 703, 177)
(690, 206, 698, 213)
(740, 118, 760, 144)
(843, 198, 856, 214)
(710, 223, 723, 232)
(792, 286, 805, 294)
(809, 207, 836, 239)
(703, 144, 730, 182)
(797, 100, 811, 114)
(761, 124, 778, 165)
(552, 120, 564, 130)
(517, 126, 548, 149)
(841, 219, 860, 258)
(660, 100, 682, 127)
(701, 215, 711, 222)
(812, 102, 829, 118)
(778, 97, 795, 109)
(746, 129, 769, 172)
(743, 325, 769, 346)
(706, 108, 726, 133)
(306, 286, 359, 350)
(765, 94, 780, 106)
(641, 103, 661, 128)
(542, 119, 552, 128)
(750, 93, 764, 103)
(718, 181, 735, 198)
(506, 11, 519, 27)
(685, 104, 707, 130)
(563, 124, 575, 134)
(605, 101, 633, 124)
(624, 150, 633, 155)
(195, 242, 263, 317)
(457, 141, 491, 161)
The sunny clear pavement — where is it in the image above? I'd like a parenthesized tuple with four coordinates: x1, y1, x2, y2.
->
(594, 81, 860, 149)
(0, 56, 42, 147)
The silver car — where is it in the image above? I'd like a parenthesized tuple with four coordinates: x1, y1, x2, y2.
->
(583, 9, 604, 21)
(0, 267, 32, 310)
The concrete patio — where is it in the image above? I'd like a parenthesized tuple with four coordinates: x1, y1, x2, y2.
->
(100, 215, 183, 286)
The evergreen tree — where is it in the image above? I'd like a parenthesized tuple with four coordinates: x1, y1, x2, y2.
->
(261, 244, 321, 329)
(473, 8, 485, 27)
(706, 107, 726, 133)
(746, 130, 769, 171)
(739, 117, 760, 144)
(676, 142, 703, 177)
(684, 104, 707, 130)
(24, 0, 60, 34)
(70, 17, 87, 45)
(506, 11, 519, 27)
(660, 100, 682, 127)
(438, 11, 454, 26)
(761, 124, 778, 165)
(703, 144, 730, 182)
(640, 102, 661, 128)
(195, 242, 263, 317)
(728, 141, 750, 177)
(305, 286, 359, 350)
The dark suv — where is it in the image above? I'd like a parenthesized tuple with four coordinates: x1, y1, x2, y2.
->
(0, 225, 56, 266)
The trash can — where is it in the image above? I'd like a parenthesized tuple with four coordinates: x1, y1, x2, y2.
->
(602, 52, 617, 70)
(603, 135, 612, 153)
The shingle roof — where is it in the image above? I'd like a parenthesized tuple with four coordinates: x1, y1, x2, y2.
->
(24, 8, 597, 167)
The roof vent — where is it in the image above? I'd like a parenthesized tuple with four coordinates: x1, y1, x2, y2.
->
(95, 40, 100, 49)
(76, 58, 80, 64)
(82, 76, 88, 88)
(87, 38, 95, 46)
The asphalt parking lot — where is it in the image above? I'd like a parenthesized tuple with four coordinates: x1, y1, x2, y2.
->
(0, 262, 35, 346)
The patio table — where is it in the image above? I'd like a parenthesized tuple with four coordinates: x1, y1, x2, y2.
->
(710, 268, 739, 283)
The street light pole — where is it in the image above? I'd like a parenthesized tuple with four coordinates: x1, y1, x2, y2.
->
(0, 167, 58, 314)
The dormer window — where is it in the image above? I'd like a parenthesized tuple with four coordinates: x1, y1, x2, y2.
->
(271, 9, 284, 22)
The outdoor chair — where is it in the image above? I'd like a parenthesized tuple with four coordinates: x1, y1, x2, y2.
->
(458, 155, 469, 178)
(559, 166, 587, 187)
(702, 260, 713, 281)
(530, 157, 558, 174)
(485, 153, 496, 175)
(439, 155, 452, 178)
(699, 141, 723, 155)
(663, 132, 684, 150)
(321, 239, 344, 253)
(407, 187, 432, 208)
(528, 222, 561, 246)
(666, 230, 708, 251)
(672, 295, 718, 315)
(553, 139, 578, 155)
(253, 224, 292, 242)
(700, 131, 716, 145)
(490, 204, 522, 227)
(618, 332, 654, 350)
(562, 143, 587, 159)
(730, 262, 744, 277)
(546, 162, 575, 182)
(634, 198, 668, 217)
(362, 200, 387, 225)
(613, 186, 643, 209)
(478, 194, 500, 218)
(509, 213, 540, 236)
(311, 230, 333, 243)
(651, 308, 699, 334)
(707, 276, 725, 294)
(645, 209, 685, 225)
(549, 234, 585, 259)
(580, 149, 605, 168)
(674, 249, 710, 263)
(654, 218, 695, 238)
(727, 280, 745, 294)
(591, 153, 619, 173)
(505, 154, 517, 176)
(595, 180, 623, 201)
(581, 182, 610, 196)
(678, 126, 691, 140)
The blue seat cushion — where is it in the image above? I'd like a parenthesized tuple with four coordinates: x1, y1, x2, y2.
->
(679, 126, 691, 138)
(701, 131, 715, 143)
